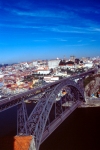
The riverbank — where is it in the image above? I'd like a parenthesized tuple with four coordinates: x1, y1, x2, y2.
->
(79, 98, 100, 108)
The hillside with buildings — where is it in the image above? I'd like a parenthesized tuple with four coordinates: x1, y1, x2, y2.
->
(84, 70, 100, 98)
(0, 56, 100, 99)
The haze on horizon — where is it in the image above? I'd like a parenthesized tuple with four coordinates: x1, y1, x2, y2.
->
(0, 0, 100, 64)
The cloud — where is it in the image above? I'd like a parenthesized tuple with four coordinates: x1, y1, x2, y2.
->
(1, 0, 99, 33)
(91, 40, 96, 42)
(59, 39, 68, 42)
(0, 23, 41, 29)
(86, 27, 100, 33)
(1, 0, 100, 37)
(92, 28, 100, 32)
(33, 39, 47, 42)
(10, 8, 76, 21)
(47, 23, 100, 35)
(66, 44, 88, 47)
(48, 26, 91, 34)
(2, 2, 78, 20)
(33, 38, 68, 42)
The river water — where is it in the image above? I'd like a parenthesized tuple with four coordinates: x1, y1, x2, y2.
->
(0, 104, 100, 150)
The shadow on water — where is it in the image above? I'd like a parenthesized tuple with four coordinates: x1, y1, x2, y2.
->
(40, 107, 100, 150)
(0, 107, 17, 137)
(0, 106, 17, 150)
(0, 136, 14, 150)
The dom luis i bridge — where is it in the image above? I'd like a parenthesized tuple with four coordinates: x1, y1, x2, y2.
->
(0, 69, 97, 150)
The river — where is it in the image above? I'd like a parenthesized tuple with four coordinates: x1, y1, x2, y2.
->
(0, 104, 100, 150)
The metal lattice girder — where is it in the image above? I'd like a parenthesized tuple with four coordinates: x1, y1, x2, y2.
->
(55, 85, 82, 118)
(77, 78, 84, 89)
(24, 87, 56, 135)
(69, 86, 79, 101)
(34, 81, 70, 149)
(23, 79, 85, 150)
(17, 100, 28, 135)
(55, 98, 63, 118)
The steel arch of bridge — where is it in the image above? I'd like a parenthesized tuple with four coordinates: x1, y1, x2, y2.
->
(18, 79, 85, 150)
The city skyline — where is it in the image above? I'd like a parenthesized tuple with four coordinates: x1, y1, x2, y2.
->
(0, 0, 100, 63)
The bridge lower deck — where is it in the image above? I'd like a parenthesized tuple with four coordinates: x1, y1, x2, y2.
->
(41, 101, 81, 143)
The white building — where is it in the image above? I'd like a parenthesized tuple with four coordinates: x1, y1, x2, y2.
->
(0, 74, 4, 78)
(84, 63, 93, 68)
(20, 62, 29, 68)
(48, 59, 60, 69)
(32, 61, 38, 66)
(37, 70, 50, 74)
(44, 76, 59, 83)
(54, 72, 67, 77)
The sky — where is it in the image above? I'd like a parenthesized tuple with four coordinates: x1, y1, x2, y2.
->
(0, 0, 100, 63)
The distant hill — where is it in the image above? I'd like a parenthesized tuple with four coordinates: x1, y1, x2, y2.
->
(0, 63, 18, 67)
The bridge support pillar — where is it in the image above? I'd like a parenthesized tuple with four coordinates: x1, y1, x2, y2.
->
(17, 100, 28, 135)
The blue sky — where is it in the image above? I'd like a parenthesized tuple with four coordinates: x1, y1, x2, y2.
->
(0, 0, 100, 63)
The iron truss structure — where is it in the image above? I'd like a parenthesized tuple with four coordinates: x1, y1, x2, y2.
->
(0, 69, 97, 150)
(18, 79, 85, 150)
